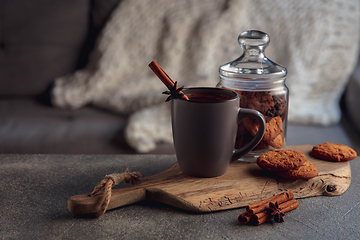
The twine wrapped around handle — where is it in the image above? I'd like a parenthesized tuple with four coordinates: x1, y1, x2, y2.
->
(91, 168, 142, 217)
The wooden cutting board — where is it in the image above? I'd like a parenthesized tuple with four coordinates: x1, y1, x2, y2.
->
(68, 145, 351, 214)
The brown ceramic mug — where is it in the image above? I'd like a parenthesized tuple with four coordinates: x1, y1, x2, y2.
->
(171, 87, 266, 177)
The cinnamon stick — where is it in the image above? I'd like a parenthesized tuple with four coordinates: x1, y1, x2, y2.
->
(280, 198, 299, 212)
(148, 61, 189, 100)
(246, 190, 294, 215)
(238, 212, 252, 224)
(251, 210, 268, 221)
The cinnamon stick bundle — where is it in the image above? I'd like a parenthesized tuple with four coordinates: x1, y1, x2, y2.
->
(238, 190, 299, 225)
(246, 190, 294, 214)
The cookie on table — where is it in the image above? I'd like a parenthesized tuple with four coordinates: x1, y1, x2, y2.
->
(277, 160, 319, 180)
(311, 142, 357, 162)
(257, 150, 306, 171)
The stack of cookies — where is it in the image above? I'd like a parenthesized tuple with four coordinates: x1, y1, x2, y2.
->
(256, 143, 357, 180)
(257, 149, 318, 180)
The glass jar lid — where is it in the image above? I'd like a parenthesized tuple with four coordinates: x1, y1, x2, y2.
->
(219, 30, 287, 81)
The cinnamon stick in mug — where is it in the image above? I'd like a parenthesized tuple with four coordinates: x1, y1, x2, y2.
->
(148, 60, 189, 100)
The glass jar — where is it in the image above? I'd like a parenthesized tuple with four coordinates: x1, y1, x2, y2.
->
(217, 30, 288, 157)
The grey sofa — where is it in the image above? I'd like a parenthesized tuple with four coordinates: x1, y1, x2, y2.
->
(1, 0, 359, 155)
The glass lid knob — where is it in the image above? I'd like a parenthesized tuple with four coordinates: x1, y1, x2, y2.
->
(219, 30, 286, 80)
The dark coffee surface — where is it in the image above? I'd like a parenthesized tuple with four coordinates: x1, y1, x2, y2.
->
(187, 93, 233, 102)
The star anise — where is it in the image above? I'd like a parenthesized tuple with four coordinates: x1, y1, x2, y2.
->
(267, 201, 285, 222)
(162, 81, 185, 102)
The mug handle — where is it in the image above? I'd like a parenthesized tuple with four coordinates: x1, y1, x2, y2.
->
(231, 108, 266, 162)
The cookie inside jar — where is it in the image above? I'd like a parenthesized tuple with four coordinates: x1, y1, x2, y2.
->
(217, 30, 288, 156)
(234, 90, 287, 152)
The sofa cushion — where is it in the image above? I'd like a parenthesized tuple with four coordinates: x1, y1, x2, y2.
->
(0, 97, 131, 154)
(0, 0, 90, 97)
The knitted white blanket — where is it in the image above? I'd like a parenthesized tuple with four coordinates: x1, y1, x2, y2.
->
(51, 0, 360, 152)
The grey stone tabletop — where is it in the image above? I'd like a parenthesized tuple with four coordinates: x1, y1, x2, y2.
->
(1, 153, 359, 240)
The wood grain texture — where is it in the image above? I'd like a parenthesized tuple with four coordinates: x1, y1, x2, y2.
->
(68, 145, 351, 214)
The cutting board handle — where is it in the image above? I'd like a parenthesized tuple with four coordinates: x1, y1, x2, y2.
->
(68, 186, 146, 215)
